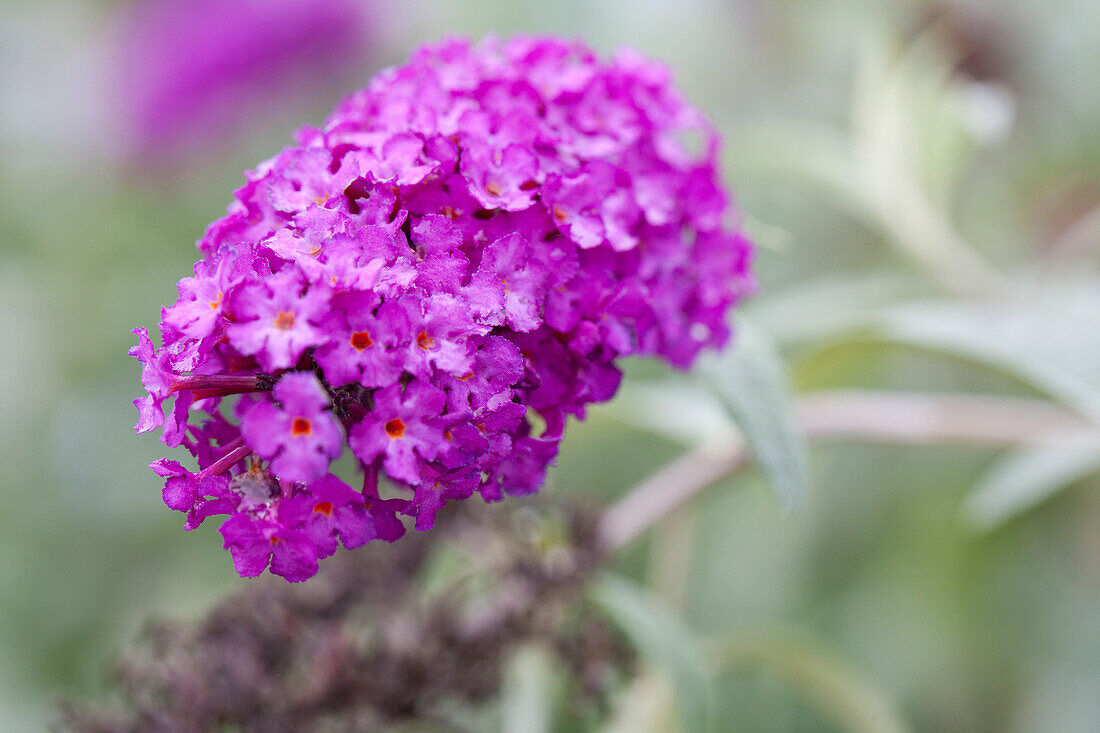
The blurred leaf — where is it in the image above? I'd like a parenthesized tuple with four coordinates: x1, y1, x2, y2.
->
(868, 284, 1100, 423)
(746, 272, 926, 348)
(722, 120, 859, 210)
(592, 573, 713, 733)
(499, 644, 559, 733)
(714, 632, 911, 733)
(851, 30, 1011, 210)
(725, 30, 1008, 296)
(742, 212, 794, 254)
(962, 434, 1100, 530)
(602, 380, 737, 446)
(851, 31, 1009, 293)
(697, 318, 808, 510)
(418, 545, 480, 601)
(601, 669, 679, 733)
(724, 116, 1000, 294)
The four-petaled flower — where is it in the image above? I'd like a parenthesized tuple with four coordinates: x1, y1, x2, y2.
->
(240, 372, 343, 483)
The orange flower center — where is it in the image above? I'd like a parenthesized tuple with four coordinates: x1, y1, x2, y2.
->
(350, 330, 373, 351)
(313, 501, 333, 516)
(273, 311, 296, 330)
(485, 181, 503, 196)
(291, 417, 312, 436)
(416, 330, 435, 350)
(384, 417, 406, 439)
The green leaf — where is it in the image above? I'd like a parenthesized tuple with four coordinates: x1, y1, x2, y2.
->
(602, 380, 738, 447)
(697, 318, 809, 510)
(723, 31, 1010, 296)
(713, 632, 911, 733)
(591, 573, 714, 733)
(745, 272, 926, 349)
(961, 435, 1100, 530)
(601, 670, 679, 733)
(869, 284, 1100, 423)
(499, 644, 560, 733)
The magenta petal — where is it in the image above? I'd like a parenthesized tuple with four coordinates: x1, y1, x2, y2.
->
(368, 499, 409, 543)
(333, 504, 376, 549)
(219, 515, 272, 578)
(269, 532, 319, 582)
(184, 498, 234, 531)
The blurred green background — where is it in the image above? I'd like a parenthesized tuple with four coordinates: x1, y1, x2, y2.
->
(3, 0, 1100, 730)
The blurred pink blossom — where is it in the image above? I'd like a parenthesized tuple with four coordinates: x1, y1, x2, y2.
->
(112, 0, 373, 157)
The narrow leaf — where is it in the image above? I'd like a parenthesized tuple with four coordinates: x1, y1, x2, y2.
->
(697, 318, 808, 510)
(603, 380, 738, 446)
(962, 435, 1100, 530)
(714, 632, 911, 733)
(870, 285, 1100, 423)
(600, 670, 678, 733)
(592, 573, 713, 733)
(499, 644, 559, 733)
(745, 273, 925, 349)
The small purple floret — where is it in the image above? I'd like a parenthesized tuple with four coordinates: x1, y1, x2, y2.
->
(240, 372, 343, 484)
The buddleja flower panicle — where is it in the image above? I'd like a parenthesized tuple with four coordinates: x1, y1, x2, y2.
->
(131, 36, 754, 582)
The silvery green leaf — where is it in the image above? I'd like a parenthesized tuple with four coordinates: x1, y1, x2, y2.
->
(713, 632, 911, 733)
(499, 644, 559, 733)
(603, 380, 738, 446)
(592, 574, 713, 733)
(962, 434, 1100, 530)
(697, 318, 808, 510)
(745, 272, 926, 348)
(870, 282, 1100, 423)
(600, 670, 678, 733)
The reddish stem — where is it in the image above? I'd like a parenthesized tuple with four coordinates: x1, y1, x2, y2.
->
(199, 439, 250, 477)
(170, 375, 264, 396)
(361, 463, 380, 499)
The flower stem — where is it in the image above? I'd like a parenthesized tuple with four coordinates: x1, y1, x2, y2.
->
(199, 439, 250, 477)
(170, 374, 264, 397)
(597, 390, 1094, 553)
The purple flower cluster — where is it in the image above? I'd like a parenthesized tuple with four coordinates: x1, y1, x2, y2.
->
(132, 37, 754, 581)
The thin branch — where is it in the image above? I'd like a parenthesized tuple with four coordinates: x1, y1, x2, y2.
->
(794, 390, 1090, 447)
(597, 390, 1095, 552)
(1047, 201, 1100, 262)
